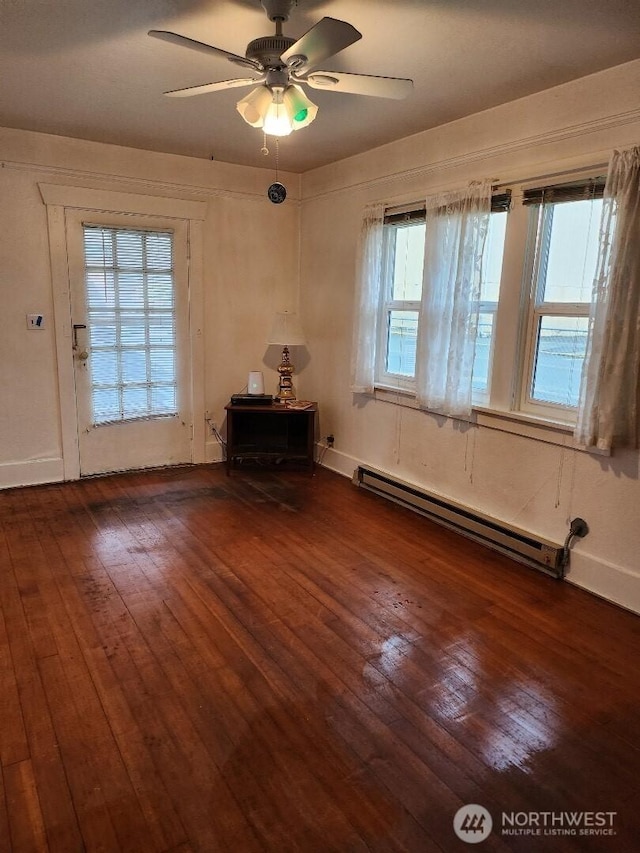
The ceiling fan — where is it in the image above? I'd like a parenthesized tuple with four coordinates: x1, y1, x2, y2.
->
(149, 0, 413, 137)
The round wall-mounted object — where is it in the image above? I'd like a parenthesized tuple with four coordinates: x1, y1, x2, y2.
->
(268, 182, 287, 204)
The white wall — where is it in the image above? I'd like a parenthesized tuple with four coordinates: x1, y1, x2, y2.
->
(0, 126, 300, 486)
(298, 59, 640, 614)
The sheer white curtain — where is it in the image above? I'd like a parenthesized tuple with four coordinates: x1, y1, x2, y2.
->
(415, 180, 492, 418)
(350, 203, 385, 394)
(575, 146, 640, 451)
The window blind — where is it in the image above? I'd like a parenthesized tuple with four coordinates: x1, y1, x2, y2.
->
(83, 225, 178, 425)
(384, 190, 511, 224)
(522, 178, 605, 206)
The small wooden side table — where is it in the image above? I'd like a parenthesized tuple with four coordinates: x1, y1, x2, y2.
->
(224, 402, 317, 475)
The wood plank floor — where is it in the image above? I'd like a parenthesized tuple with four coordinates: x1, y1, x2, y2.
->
(1, 464, 639, 852)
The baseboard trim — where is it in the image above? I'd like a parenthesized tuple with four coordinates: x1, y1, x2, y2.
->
(205, 439, 225, 464)
(315, 445, 358, 479)
(564, 554, 640, 616)
(0, 457, 65, 490)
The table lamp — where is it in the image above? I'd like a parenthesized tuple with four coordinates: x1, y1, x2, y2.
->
(267, 311, 306, 401)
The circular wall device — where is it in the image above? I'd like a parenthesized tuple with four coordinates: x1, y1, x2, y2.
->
(268, 182, 287, 204)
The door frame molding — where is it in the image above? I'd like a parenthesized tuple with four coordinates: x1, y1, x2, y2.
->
(40, 183, 207, 480)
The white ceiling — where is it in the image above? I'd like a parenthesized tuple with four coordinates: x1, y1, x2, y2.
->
(1, 0, 639, 174)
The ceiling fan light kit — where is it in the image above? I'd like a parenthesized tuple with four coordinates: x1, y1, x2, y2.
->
(237, 82, 318, 135)
(149, 0, 413, 139)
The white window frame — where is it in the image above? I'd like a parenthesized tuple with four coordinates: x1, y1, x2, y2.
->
(375, 217, 423, 392)
(518, 185, 603, 423)
(369, 171, 606, 441)
(374, 204, 509, 403)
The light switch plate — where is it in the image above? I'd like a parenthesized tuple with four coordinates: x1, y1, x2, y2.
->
(26, 314, 46, 329)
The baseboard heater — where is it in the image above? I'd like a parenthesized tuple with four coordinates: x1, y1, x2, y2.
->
(352, 466, 585, 579)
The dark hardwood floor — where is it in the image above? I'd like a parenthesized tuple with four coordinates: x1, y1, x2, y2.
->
(1, 464, 639, 852)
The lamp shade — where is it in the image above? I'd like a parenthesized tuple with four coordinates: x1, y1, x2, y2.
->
(282, 85, 318, 131)
(267, 311, 306, 346)
(236, 85, 273, 128)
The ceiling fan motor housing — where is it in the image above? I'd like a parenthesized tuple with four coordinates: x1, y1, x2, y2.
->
(261, 0, 294, 23)
(246, 35, 295, 68)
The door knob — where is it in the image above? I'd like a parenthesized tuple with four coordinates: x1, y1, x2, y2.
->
(72, 323, 89, 361)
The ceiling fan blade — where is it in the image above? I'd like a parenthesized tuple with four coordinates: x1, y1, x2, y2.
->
(304, 70, 413, 100)
(280, 17, 361, 72)
(164, 78, 261, 98)
(148, 30, 259, 71)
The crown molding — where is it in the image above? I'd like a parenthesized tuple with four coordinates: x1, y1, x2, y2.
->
(301, 107, 640, 203)
(1, 158, 301, 206)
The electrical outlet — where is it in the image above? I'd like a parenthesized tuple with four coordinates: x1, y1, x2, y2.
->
(326, 434, 335, 447)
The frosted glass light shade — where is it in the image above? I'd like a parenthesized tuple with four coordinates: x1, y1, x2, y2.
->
(237, 85, 317, 136)
(236, 85, 273, 128)
(282, 85, 318, 130)
(267, 311, 306, 346)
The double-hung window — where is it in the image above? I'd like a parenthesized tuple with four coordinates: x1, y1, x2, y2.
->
(520, 180, 604, 419)
(377, 211, 425, 389)
(375, 196, 509, 398)
(369, 175, 609, 428)
(355, 154, 640, 447)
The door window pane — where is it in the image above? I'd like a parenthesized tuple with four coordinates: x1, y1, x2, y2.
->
(122, 387, 150, 416)
(149, 317, 175, 346)
(150, 350, 175, 383)
(89, 323, 116, 348)
(90, 350, 119, 385)
(151, 386, 177, 411)
(119, 318, 146, 347)
(121, 350, 148, 384)
(83, 226, 178, 424)
(147, 273, 174, 307)
(92, 389, 120, 423)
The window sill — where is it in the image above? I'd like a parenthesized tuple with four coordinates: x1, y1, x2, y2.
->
(371, 386, 609, 455)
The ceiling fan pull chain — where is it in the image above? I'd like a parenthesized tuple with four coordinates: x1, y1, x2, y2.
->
(261, 132, 269, 156)
(267, 135, 286, 204)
